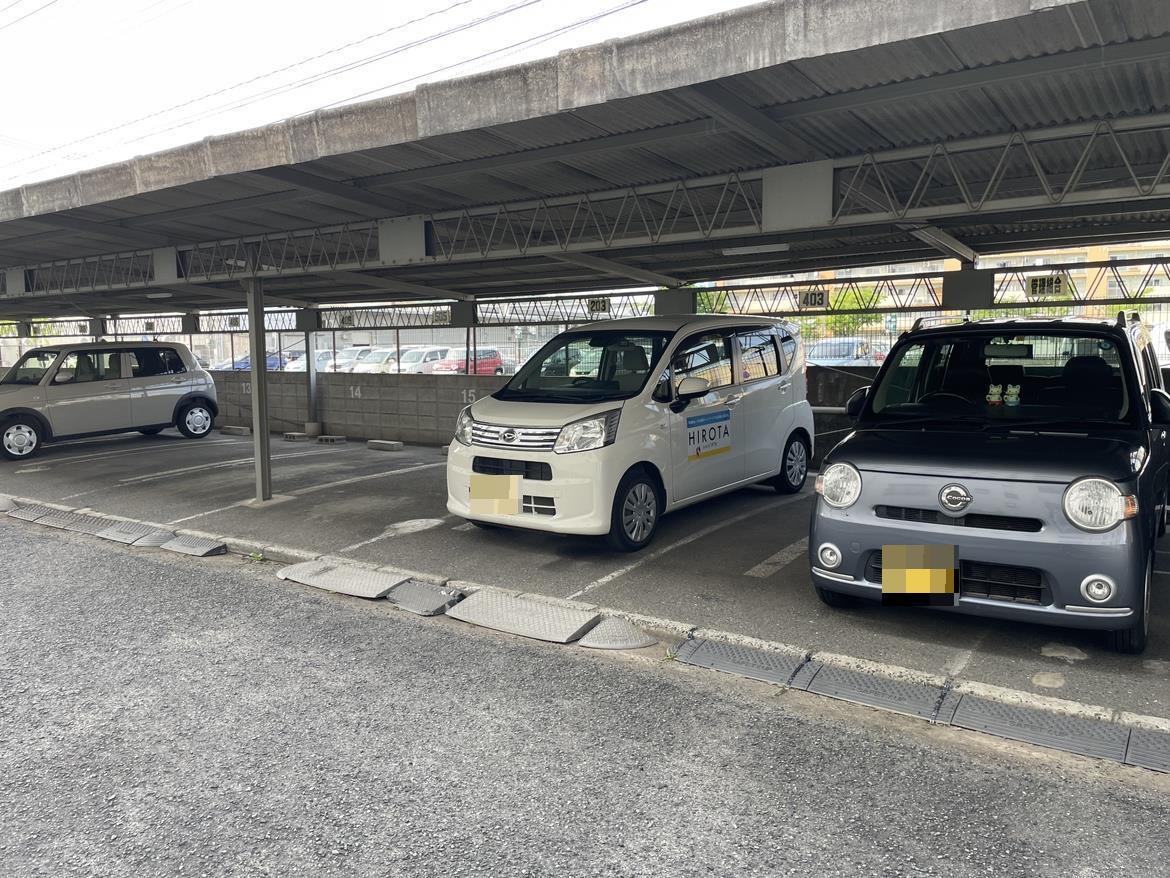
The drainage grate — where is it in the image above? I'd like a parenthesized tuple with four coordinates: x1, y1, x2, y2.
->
(160, 535, 228, 558)
(788, 659, 822, 691)
(950, 695, 1130, 761)
(97, 520, 175, 545)
(806, 664, 945, 721)
(674, 638, 803, 686)
(934, 688, 964, 725)
(277, 560, 407, 599)
(578, 617, 657, 650)
(36, 511, 111, 535)
(446, 590, 600, 643)
(1124, 728, 1170, 773)
(385, 579, 465, 616)
(7, 504, 58, 522)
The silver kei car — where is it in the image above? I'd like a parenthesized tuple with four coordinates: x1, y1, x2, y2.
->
(810, 314, 1169, 654)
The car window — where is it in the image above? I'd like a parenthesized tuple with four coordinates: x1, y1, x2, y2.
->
(129, 348, 187, 377)
(54, 350, 122, 384)
(868, 332, 1136, 426)
(672, 332, 734, 390)
(736, 330, 780, 382)
(1, 350, 59, 385)
(779, 335, 797, 371)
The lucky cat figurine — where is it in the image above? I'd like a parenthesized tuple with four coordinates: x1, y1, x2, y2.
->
(986, 384, 1003, 406)
(1004, 384, 1021, 407)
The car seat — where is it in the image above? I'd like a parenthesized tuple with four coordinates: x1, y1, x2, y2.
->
(75, 354, 97, 382)
(611, 345, 650, 392)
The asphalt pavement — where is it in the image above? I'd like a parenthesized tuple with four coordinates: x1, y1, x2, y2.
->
(2, 430, 1169, 720)
(2, 519, 1169, 877)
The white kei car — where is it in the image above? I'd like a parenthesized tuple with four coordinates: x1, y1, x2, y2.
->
(0, 341, 218, 460)
(447, 315, 814, 551)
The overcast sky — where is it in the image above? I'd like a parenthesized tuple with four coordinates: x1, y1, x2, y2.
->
(0, 0, 760, 190)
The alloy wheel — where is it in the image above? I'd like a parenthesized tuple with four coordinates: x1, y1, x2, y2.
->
(786, 440, 807, 486)
(622, 483, 657, 543)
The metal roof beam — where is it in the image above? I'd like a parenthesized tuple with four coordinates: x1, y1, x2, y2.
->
(902, 225, 978, 263)
(252, 168, 410, 215)
(318, 270, 471, 301)
(152, 284, 311, 309)
(680, 81, 819, 161)
(550, 253, 680, 288)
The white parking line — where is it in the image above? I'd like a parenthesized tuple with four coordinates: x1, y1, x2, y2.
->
(567, 490, 812, 601)
(58, 450, 337, 500)
(452, 522, 476, 532)
(18, 439, 238, 470)
(338, 518, 449, 552)
(290, 462, 445, 496)
(743, 537, 809, 578)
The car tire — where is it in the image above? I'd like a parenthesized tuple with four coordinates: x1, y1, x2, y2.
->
(814, 584, 861, 609)
(771, 434, 809, 494)
(1104, 555, 1151, 655)
(176, 402, 214, 439)
(606, 467, 661, 552)
(139, 427, 164, 436)
(0, 416, 43, 461)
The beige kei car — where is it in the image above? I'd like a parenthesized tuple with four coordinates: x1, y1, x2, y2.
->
(0, 341, 218, 460)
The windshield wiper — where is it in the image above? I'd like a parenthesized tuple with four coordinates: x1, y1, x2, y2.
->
(984, 417, 1131, 432)
(863, 415, 987, 429)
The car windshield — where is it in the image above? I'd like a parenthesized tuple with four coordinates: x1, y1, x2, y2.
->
(864, 331, 1140, 429)
(399, 349, 426, 363)
(1, 350, 59, 385)
(496, 330, 674, 402)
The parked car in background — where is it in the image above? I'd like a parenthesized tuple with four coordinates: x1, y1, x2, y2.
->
(447, 315, 813, 550)
(323, 345, 372, 372)
(1, 342, 218, 460)
(807, 337, 884, 368)
(811, 314, 1169, 653)
(283, 351, 334, 373)
(433, 348, 508, 375)
(211, 353, 287, 371)
(351, 348, 403, 374)
(397, 346, 451, 374)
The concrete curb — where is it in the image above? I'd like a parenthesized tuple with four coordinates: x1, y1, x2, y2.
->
(6, 493, 1170, 740)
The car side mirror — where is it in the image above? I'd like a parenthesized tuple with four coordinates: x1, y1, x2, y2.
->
(677, 377, 710, 400)
(1151, 388, 1170, 426)
(846, 385, 870, 419)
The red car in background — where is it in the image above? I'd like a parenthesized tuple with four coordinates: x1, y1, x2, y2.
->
(431, 347, 509, 375)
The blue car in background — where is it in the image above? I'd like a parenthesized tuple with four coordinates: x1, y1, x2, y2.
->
(211, 353, 287, 371)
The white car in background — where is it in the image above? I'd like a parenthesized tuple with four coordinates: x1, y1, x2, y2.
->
(324, 345, 372, 372)
(0, 341, 218, 461)
(447, 315, 814, 551)
(351, 348, 403, 374)
(397, 346, 451, 374)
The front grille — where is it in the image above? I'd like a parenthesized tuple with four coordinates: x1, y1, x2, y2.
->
(874, 505, 1042, 533)
(522, 495, 556, 516)
(471, 421, 561, 451)
(472, 456, 552, 481)
(864, 551, 1050, 605)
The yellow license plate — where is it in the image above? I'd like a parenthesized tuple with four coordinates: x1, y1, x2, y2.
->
(469, 474, 521, 516)
(881, 544, 957, 606)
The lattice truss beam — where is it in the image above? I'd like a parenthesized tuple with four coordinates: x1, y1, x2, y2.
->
(833, 118, 1170, 223)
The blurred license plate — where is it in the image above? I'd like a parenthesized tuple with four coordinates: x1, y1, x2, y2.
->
(469, 474, 521, 515)
(881, 544, 957, 606)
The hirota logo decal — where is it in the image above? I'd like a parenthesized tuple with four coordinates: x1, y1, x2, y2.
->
(686, 409, 732, 461)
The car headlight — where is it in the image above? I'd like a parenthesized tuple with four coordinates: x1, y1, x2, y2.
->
(1062, 477, 1137, 532)
(816, 462, 862, 509)
(454, 407, 474, 446)
(553, 410, 621, 454)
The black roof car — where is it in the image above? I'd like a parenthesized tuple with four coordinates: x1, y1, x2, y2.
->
(810, 313, 1169, 654)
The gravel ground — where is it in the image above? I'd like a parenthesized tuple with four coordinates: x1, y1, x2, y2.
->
(1, 518, 1168, 878)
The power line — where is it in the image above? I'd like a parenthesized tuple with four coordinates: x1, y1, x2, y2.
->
(0, 0, 483, 175)
(0, 0, 62, 32)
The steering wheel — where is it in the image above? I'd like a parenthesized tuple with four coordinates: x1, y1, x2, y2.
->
(919, 391, 976, 407)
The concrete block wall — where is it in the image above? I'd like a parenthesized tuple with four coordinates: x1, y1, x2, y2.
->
(210, 366, 879, 451)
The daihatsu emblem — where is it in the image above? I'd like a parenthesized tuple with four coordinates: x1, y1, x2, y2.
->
(501, 429, 518, 444)
(939, 484, 973, 514)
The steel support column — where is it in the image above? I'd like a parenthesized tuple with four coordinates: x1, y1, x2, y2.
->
(245, 277, 272, 502)
(305, 329, 320, 434)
